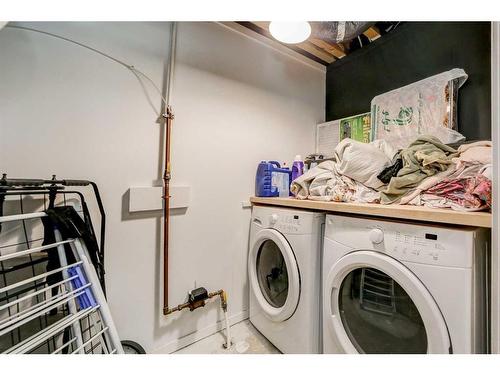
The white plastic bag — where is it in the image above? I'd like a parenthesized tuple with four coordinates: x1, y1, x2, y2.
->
(371, 68, 467, 149)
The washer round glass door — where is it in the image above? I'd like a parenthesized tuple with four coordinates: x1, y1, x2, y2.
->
(249, 229, 300, 322)
(325, 251, 451, 354)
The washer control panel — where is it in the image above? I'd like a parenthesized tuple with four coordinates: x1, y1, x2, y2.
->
(252, 206, 323, 235)
(325, 214, 478, 268)
(269, 213, 302, 233)
(391, 229, 448, 262)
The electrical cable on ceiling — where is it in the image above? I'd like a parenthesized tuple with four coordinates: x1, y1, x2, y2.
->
(4, 24, 168, 116)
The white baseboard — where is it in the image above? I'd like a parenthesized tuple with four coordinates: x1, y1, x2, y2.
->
(152, 310, 249, 354)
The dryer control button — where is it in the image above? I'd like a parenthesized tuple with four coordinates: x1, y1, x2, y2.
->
(369, 228, 384, 244)
(269, 214, 279, 225)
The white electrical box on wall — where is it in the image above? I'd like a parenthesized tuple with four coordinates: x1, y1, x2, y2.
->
(128, 186, 190, 212)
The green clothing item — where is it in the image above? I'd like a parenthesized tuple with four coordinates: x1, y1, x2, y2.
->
(380, 135, 458, 204)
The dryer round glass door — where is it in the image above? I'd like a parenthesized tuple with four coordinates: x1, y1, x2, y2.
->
(249, 229, 300, 322)
(257, 240, 289, 308)
(325, 251, 451, 354)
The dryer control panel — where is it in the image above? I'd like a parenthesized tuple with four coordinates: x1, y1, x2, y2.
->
(324, 214, 484, 268)
(252, 205, 324, 235)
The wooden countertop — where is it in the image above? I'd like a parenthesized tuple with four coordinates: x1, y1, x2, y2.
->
(250, 197, 492, 228)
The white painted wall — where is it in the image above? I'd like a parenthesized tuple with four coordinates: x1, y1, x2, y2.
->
(0, 22, 325, 352)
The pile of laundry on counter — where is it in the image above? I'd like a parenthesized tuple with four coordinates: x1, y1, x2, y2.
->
(291, 136, 492, 211)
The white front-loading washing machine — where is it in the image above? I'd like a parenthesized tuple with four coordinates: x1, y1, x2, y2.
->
(322, 214, 490, 354)
(249, 206, 324, 354)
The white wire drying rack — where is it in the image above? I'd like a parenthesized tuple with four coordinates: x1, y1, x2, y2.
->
(0, 211, 123, 354)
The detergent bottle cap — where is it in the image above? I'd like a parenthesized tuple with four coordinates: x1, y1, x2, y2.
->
(294, 155, 302, 162)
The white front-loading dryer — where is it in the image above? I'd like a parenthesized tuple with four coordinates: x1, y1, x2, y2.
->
(249, 206, 324, 354)
(322, 214, 489, 354)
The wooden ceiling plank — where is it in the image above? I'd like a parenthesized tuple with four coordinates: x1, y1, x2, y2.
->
(363, 26, 381, 41)
(309, 38, 346, 59)
(296, 41, 336, 64)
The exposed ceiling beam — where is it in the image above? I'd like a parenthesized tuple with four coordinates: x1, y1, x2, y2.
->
(296, 41, 336, 64)
(309, 38, 346, 59)
(363, 26, 381, 41)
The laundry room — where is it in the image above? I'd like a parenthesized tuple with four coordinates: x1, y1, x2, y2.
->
(1, 0, 500, 371)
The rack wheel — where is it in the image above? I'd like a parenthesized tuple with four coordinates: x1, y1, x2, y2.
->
(121, 340, 146, 354)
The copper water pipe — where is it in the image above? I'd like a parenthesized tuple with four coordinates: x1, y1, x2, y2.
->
(160, 23, 230, 320)
(164, 290, 228, 315)
(163, 106, 174, 315)
(160, 108, 230, 318)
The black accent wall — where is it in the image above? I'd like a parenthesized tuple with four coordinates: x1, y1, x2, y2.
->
(325, 22, 491, 141)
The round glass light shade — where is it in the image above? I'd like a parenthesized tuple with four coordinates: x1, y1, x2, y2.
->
(269, 21, 311, 44)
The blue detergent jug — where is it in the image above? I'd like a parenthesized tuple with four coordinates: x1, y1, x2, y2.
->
(255, 161, 292, 197)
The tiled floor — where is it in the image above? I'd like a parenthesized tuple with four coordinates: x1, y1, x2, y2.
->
(174, 319, 281, 354)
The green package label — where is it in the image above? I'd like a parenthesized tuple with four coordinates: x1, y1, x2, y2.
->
(339, 113, 371, 143)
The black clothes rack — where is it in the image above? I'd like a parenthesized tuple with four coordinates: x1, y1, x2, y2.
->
(0, 175, 107, 293)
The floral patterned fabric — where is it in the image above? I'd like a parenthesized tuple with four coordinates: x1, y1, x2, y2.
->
(425, 174, 492, 210)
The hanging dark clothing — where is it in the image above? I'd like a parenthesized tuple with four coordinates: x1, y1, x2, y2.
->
(377, 156, 403, 184)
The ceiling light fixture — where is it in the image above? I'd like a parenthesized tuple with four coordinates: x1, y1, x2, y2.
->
(269, 21, 311, 44)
